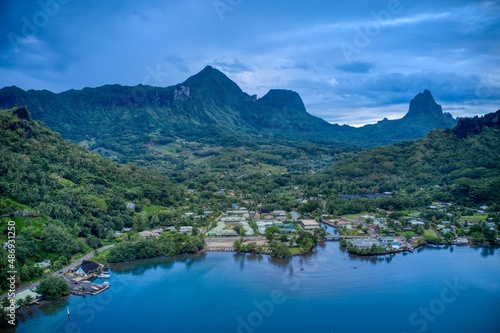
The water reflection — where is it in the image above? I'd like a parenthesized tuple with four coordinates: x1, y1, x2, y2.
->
(481, 246, 496, 257)
(110, 252, 206, 274)
(38, 296, 69, 316)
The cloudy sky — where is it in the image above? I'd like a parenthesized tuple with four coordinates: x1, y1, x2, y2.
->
(1, 0, 499, 126)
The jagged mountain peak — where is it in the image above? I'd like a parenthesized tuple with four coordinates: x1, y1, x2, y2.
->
(182, 65, 243, 94)
(259, 89, 306, 110)
(404, 89, 443, 119)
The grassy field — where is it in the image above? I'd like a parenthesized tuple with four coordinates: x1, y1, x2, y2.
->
(398, 230, 417, 238)
(424, 229, 438, 238)
(461, 215, 487, 221)
(92, 248, 111, 264)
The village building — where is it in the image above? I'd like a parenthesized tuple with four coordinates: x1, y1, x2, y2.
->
(76, 260, 100, 277)
(300, 219, 320, 231)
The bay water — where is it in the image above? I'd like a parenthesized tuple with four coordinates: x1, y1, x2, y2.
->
(13, 242, 500, 333)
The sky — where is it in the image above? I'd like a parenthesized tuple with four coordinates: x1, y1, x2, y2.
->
(1, 0, 499, 127)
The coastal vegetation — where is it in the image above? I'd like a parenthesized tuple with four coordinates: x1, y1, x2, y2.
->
(106, 233, 204, 263)
(36, 276, 70, 300)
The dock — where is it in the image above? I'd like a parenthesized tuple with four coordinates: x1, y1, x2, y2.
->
(70, 283, 110, 296)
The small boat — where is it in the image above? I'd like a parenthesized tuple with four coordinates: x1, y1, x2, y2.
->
(67, 306, 70, 316)
(98, 273, 110, 278)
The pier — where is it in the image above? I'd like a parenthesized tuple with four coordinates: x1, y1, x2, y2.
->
(70, 283, 110, 296)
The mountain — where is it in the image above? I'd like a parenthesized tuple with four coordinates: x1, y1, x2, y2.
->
(313, 110, 500, 205)
(0, 106, 182, 235)
(453, 109, 500, 138)
(355, 89, 457, 145)
(0, 66, 457, 159)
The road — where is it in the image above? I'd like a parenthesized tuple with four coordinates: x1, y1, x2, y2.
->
(4, 244, 115, 297)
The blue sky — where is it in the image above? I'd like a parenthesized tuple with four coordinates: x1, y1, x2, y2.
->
(1, 0, 499, 126)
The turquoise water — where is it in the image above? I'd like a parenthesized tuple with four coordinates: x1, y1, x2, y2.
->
(13, 243, 500, 333)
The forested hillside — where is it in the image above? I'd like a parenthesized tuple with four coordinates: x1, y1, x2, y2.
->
(0, 67, 456, 167)
(307, 110, 500, 208)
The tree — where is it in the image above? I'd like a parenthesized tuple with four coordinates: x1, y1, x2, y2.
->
(86, 234, 101, 249)
(265, 226, 281, 241)
(233, 224, 243, 236)
(233, 238, 242, 252)
(41, 223, 79, 257)
(24, 295, 34, 305)
(37, 276, 69, 300)
(269, 241, 291, 259)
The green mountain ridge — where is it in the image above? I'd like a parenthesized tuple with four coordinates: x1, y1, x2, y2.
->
(0, 66, 457, 159)
(0, 106, 183, 236)
(311, 110, 500, 205)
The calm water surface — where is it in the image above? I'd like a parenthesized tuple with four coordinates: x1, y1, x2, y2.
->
(13, 242, 500, 333)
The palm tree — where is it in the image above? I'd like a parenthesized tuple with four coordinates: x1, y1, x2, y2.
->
(24, 295, 34, 305)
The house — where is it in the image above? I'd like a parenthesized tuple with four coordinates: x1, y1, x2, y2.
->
(179, 226, 193, 233)
(217, 229, 238, 237)
(139, 230, 162, 238)
(281, 223, 297, 234)
(76, 260, 100, 277)
(389, 242, 402, 250)
(273, 221, 284, 228)
(207, 222, 226, 236)
(273, 210, 287, 220)
(15, 289, 41, 308)
(122, 227, 132, 232)
(300, 219, 320, 230)
(379, 236, 398, 243)
(226, 210, 249, 218)
(34, 259, 51, 268)
(410, 220, 425, 226)
(350, 238, 380, 248)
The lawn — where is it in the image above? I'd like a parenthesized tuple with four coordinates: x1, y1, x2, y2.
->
(461, 215, 487, 221)
(424, 229, 438, 238)
(141, 205, 168, 214)
(398, 230, 417, 238)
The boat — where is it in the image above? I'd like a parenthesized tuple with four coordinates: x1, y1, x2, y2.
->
(98, 273, 110, 278)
